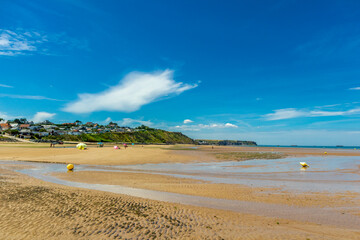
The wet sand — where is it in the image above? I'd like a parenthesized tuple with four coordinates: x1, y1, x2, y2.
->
(54, 171, 360, 209)
(1, 143, 360, 239)
(1, 168, 360, 239)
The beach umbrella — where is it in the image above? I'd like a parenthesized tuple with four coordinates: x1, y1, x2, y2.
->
(76, 143, 87, 150)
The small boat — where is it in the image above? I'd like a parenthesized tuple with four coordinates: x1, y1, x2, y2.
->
(299, 162, 309, 167)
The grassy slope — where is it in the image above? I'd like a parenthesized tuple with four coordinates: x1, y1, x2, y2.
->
(43, 130, 196, 144)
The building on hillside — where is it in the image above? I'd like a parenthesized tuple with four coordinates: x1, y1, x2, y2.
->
(10, 123, 19, 128)
(62, 123, 76, 126)
(19, 124, 30, 129)
(42, 125, 56, 130)
(0, 123, 10, 130)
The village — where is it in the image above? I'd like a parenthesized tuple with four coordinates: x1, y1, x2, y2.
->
(0, 118, 140, 140)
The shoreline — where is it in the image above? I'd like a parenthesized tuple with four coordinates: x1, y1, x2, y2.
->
(2, 143, 360, 166)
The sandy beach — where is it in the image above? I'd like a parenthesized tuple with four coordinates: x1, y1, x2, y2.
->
(1, 143, 360, 239)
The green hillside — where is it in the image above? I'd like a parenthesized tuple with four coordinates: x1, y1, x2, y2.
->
(43, 129, 196, 144)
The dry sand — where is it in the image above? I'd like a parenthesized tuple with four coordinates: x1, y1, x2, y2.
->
(1, 143, 360, 166)
(0, 144, 195, 165)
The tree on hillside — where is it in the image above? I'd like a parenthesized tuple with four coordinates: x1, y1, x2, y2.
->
(136, 125, 153, 130)
(19, 118, 28, 124)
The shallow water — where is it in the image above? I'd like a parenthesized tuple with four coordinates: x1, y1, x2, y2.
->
(2, 156, 359, 193)
(0, 160, 359, 229)
(98, 156, 360, 193)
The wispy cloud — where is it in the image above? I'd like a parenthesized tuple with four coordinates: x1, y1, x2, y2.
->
(349, 87, 360, 90)
(0, 112, 23, 121)
(0, 94, 60, 101)
(104, 117, 112, 124)
(264, 108, 307, 120)
(32, 112, 56, 123)
(119, 118, 153, 127)
(264, 107, 360, 120)
(183, 119, 193, 124)
(0, 29, 45, 56)
(63, 70, 198, 114)
(103, 117, 152, 126)
(294, 25, 360, 59)
(0, 84, 13, 88)
(173, 122, 238, 131)
(0, 29, 88, 56)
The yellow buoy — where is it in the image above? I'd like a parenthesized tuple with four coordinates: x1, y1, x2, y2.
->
(67, 164, 74, 170)
(299, 162, 309, 167)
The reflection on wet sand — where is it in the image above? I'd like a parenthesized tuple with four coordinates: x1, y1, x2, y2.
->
(0, 158, 359, 230)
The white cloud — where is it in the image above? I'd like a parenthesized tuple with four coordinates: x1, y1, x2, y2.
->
(63, 70, 198, 114)
(264, 107, 360, 120)
(103, 117, 152, 126)
(0, 93, 60, 101)
(256, 97, 262, 101)
(172, 122, 238, 131)
(264, 108, 307, 120)
(225, 123, 238, 128)
(104, 117, 112, 123)
(183, 119, 193, 124)
(0, 112, 23, 121)
(118, 118, 153, 127)
(0, 84, 13, 88)
(314, 103, 341, 109)
(349, 87, 360, 90)
(32, 112, 56, 123)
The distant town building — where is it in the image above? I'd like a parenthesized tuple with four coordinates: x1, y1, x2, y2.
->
(19, 124, 30, 129)
(0, 123, 10, 130)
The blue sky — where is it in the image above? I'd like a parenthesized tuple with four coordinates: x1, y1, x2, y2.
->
(1, 0, 360, 145)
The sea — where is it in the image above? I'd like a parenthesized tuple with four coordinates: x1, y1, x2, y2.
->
(256, 145, 359, 149)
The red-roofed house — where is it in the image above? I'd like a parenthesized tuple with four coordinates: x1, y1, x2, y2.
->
(0, 123, 10, 130)
(62, 123, 76, 126)
(20, 124, 30, 129)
